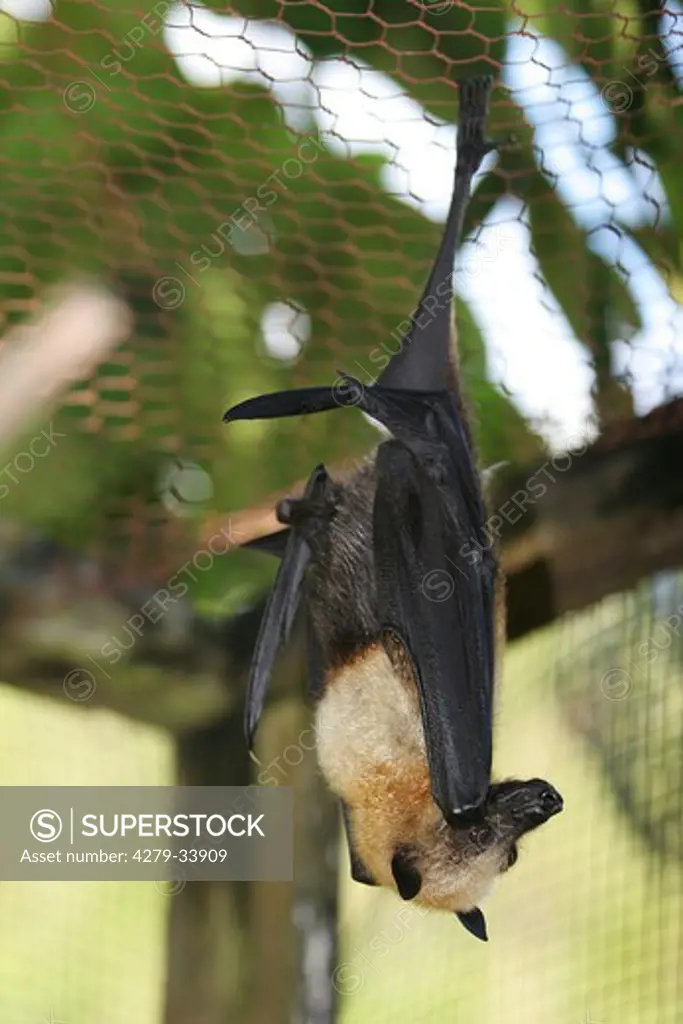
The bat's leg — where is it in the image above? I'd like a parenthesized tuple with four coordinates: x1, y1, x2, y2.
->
(341, 801, 377, 886)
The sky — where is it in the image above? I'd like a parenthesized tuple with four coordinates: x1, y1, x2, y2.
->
(2, 0, 682, 450)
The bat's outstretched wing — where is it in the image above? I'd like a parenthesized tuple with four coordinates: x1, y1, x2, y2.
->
(373, 437, 496, 822)
(243, 464, 331, 747)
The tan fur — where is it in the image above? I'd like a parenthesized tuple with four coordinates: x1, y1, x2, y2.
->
(315, 644, 506, 913)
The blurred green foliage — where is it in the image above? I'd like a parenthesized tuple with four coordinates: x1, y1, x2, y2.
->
(0, 0, 679, 602)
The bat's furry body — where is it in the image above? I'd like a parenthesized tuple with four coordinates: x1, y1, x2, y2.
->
(316, 644, 509, 913)
(224, 77, 563, 940)
(304, 460, 504, 911)
(291, 454, 512, 913)
(305, 461, 378, 666)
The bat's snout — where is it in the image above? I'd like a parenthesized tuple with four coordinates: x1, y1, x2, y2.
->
(487, 778, 563, 836)
(523, 779, 563, 823)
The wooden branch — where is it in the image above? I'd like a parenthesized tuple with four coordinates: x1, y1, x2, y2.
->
(494, 406, 683, 639)
(291, 726, 339, 1024)
(0, 283, 131, 448)
(2, 401, 682, 728)
(164, 712, 254, 1024)
(0, 581, 301, 733)
(202, 402, 683, 645)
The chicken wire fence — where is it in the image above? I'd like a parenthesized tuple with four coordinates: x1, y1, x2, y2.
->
(0, 572, 681, 1024)
(0, 1, 681, 1023)
(337, 570, 683, 1024)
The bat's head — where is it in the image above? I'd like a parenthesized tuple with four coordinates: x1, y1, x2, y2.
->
(482, 776, 564, 846)
(389, 777, 562, 939)
(452, 776, 563, 874)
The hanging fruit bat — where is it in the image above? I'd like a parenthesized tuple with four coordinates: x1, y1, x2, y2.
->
(223, 76, 563, 942)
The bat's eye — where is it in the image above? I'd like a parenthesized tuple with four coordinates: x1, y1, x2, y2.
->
(506, 845, 518, 869)
(468, 825, 494, 851)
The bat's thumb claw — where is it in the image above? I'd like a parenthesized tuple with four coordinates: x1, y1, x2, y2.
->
(276, 498, 295, 524)
(332, 372, 365, 409)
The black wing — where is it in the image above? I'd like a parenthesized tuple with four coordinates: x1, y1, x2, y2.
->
(340, 801, 377, 887)
(378, 74, 496, 393)
(243, 529, 290, 558)
(223, 76, 499, 429)
(225, 76, 500, 794)
(373, 437, 496, 822)
(456, 908, 488, 942)
(243, 464, 331, 748)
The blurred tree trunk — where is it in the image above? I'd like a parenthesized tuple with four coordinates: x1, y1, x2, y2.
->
(245, 697, 339, 1024)
(291, 733, 339, 1024)
(163, 712, 253, 1024)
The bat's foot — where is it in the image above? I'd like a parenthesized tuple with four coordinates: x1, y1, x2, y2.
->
(457, 75, 516, 174)
(457, 75, 495, 168)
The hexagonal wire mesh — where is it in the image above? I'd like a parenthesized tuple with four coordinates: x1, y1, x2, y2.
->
(0, 1, 681, 1023)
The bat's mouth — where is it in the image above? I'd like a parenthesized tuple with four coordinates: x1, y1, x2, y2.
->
(486, 778, 563, 837)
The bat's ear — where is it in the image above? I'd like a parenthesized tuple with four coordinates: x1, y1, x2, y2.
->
(456, 907, 488, 942)
(391, 845, 422, 900)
